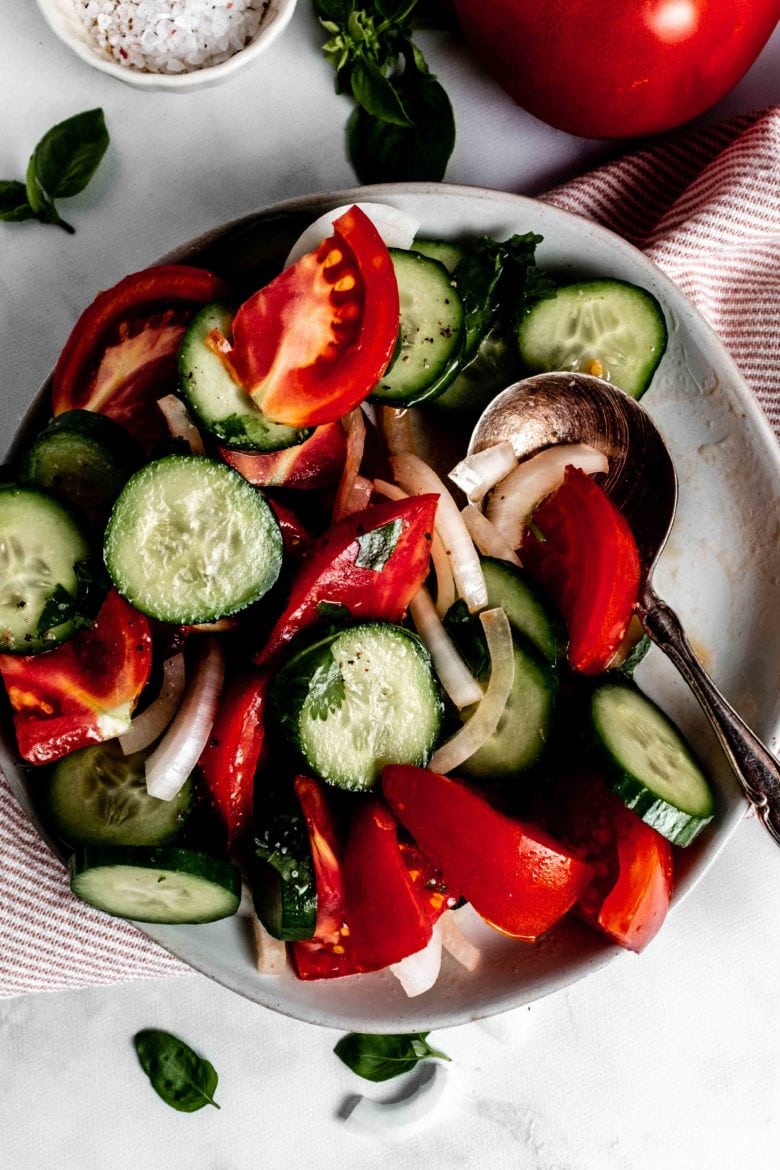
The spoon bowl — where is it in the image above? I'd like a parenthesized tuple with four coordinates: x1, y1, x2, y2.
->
(470, 372, 780, 844)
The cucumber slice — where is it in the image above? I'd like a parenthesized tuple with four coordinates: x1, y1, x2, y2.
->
(0, 484, 91, 653)
(104, 454, 282, 625)
(460, 631, 558, 781)
(410, 238, 466, 273)
(589, 679, 715, 845)
(18, 410, 144, 524)
(179, 303, 311, 452)
(481, 557, 567, 666)
(271, 622, 443, 792)
(517, 279, 668, 398)
(431, 329, 518, 420)
(251, 808, 317, 941)
(371, 249, 464, 406)
(44, 741, 192, 847)
(69, 845, 241, 923)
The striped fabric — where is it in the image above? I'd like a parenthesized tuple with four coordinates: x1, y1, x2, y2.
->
(1, 108, 778, 997)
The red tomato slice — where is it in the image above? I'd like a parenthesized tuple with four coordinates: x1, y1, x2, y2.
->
(197, 669, 269, 845)
(522, 466, 641, 675)
(218, 421, 347, 490)
(344, 797, 433, 971)
(0, 590, 152, 765)
(382, 765, 594, 941)
(225, 206, 399, 427)
(52, 265, 231, 448)
(291, 775, 371, 980)
(256, 494, 437, 664)
(550, 772, 674, 952)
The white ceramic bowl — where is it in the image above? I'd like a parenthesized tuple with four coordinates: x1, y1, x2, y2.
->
(2, 184, 779, 1031)
(35, 0, 297, 92)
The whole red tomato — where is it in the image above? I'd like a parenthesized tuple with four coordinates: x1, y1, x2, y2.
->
(453, 0, 779, 138)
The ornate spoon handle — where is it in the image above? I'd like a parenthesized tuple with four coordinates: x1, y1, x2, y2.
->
(638, 585, 780, 846)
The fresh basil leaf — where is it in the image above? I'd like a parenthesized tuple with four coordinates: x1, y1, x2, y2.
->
(0, 180, 36, 223)
(307, 655, 347, 720)
(29, 108, 109, 201)
(355, 517, 403, 571)
(351, 57, 413, 125)
(133, 1029, 220, 1112)
(347, 52, 454, 182)
(334, 1031, 450, 1082)
(313, 0, 353, 21)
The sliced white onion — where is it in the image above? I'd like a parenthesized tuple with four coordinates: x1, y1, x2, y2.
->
(251, 913, 288, 975)
(461, 504, 522, 568)
(449, 441, 518, 503)
(391, 453, 488, 613)
(344, 1064, 449, 1134)
(144, 638, 225, 801)
(430, 608, 515, 775)
(332, 408, 367, 521)
(379, 405, 419, 458)
(485, 443, 609, 551)
(156, 394, 205, 455)
(373, 477, 456, 616)
(118, 653, 186, 755)
(389, 923, 443, 998)
(439, 911, 481, 972)
(284, 202, 420, 268)
(408, 587, 483, 710)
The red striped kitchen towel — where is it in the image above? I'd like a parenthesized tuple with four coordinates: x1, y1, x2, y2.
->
(1, 106, 778, 997)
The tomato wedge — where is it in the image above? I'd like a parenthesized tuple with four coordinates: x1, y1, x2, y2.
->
(218, 421, 347, 490)
(522, 465, 641, 674)
(198, 669, 269, 845)
(0, 590, 152, 765)
(257, 494, 437, 664)
(52, 264, 231, 448)
(224, 206, 399, 427)
(344, 797, 433, 971)
(291, 775, 366, 980)
(550, 772, 674, 952)
(383, 765, 594, 941)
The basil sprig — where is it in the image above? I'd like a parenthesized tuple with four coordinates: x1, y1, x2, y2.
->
(334, 1031, 450, 1081)
(1, 109, 109, 234)
(133, 1029, 221, 1112)
(314, 1, 455, 183)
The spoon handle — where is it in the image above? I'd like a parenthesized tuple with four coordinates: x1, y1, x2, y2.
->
(639, 587, 780, 846)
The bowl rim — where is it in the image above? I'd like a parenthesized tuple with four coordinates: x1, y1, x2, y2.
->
(3, 180, 778, 1031)
(34, 0, 298, 90)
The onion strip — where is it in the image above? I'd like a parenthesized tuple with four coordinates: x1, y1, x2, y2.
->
(251, 913, 288, 975)
(391, 453, 487, 613)
(408, 587, 483, 709)
(373, 478, 456, 616)
(389, 923, 443, 997)
(118, 653, 186, 755)
(332, 408, 367, 521)
(144, 638, 225, 801)
(430, 608, 514, 775)
(439, 911, 481, 972)
(379, 405, 419, 457)
(156, 394, 205, 455)
(461, 504, 522, 567)
(485, 442, 608, 551)
(449, 441, 517, 502)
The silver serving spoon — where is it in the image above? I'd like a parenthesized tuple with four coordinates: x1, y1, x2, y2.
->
(469, 371, 780, 844)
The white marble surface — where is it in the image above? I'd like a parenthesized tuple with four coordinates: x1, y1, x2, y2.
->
(1, 3, 779, 1167)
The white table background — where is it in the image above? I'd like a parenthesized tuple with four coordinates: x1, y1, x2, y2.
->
(1, 4, 779, 1167)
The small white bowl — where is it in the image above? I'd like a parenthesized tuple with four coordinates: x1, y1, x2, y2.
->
(35, 0, 298, 92)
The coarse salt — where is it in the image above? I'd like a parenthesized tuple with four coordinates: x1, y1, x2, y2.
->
(75, 0, 269, 74)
